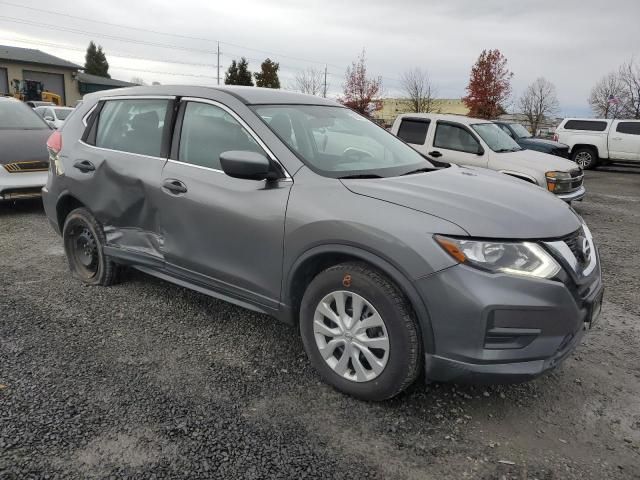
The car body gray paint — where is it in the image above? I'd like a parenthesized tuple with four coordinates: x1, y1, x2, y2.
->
(42, 85, 603, 384)
(342, 166, 581, 239)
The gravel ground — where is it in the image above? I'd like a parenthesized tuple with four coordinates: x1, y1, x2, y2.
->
(1, 166, 639, 479)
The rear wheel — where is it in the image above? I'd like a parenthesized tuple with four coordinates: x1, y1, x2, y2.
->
(62, 208, 117, 286)
(299, 262, 421, 401)
(572, 147, 598, 170)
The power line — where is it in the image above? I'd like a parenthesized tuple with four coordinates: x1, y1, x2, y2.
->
(0, 1, 339, 69)
(0, 36, 217, 67)
(0, 16, 214, 54)
(0, 0, 216, 44)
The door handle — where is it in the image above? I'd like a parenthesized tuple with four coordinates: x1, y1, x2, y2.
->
(73, 160, 95, 172)
(162, 179, 188, 194)
(611, 137, 622, 141)
(428, 150, 443, 158)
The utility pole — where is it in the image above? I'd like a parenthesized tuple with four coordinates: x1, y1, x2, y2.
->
(323, 64, 327, 98)
(217, 41, 221, 85)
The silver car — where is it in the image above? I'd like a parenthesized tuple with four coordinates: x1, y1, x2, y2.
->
(42, 86, 603, 401)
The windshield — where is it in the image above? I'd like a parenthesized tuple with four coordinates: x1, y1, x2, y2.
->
(0, 100, 50, 130)
(471, 123, 522, 152)
(55, 108, 72, 120)
(252, 105, 434, 178)
(509, 123, 532, 138)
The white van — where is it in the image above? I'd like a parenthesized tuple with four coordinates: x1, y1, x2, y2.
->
(391, 113, 585, 202)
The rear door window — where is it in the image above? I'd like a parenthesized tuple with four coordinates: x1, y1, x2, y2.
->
(178, 101, 264, 170)
(563, 120, 608, 132)
(396, 119, 430, 145)
(616, 122, 640, 135)
(95, 99, 170, 157)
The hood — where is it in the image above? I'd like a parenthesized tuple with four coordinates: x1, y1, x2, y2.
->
(519, 137, 568, 150)
(493, 149, 578, 172)
(341, 166, 581, 239)
(0, 129, 52, 165)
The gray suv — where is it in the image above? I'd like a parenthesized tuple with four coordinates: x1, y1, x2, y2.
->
(43, 86, 603, 401)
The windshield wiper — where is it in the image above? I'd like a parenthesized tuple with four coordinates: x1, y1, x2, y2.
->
(401, 167, 434, 176)
(337, 173, 383, 179)
(495, 147, 521, 153)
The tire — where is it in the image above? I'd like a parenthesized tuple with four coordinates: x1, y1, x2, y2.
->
(62, 207, 117, 286)
(299, 262, 421, 401)
(572, 147, 598, 170)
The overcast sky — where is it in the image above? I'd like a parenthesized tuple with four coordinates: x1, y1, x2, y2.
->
(1, 0, 638, 116)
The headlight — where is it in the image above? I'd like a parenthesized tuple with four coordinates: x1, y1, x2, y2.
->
(435, 235, 561, 279)
(545, 171, 571, 193)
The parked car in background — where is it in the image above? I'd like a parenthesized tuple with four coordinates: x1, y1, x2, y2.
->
(43, 86, 603, 401)
(25, 101, 55, 109)
(35, 106, 74, 129)
(0, 97, 51, 201)
(554, 118, 640, 169)
(392, 114, 585, 203)
(493, 121, 569, 158)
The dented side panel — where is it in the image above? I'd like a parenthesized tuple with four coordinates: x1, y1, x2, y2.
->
(66, 143, 167, 259)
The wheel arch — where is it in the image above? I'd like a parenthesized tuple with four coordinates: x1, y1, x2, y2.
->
(282, 244, 435, 353)
(571, 143, 601, 159)
(55, 193, 86, 232)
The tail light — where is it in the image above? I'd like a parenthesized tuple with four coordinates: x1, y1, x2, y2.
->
(46, 131, 64, 175)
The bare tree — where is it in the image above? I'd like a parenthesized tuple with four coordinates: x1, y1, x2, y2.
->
(130, 76, 147, 85)
(619, 59, 640, 119)
(400, 68, 437, 113)
(518, 77, 560, 135)
(589, 72, 625, 118)
(295, 67, 326, 96)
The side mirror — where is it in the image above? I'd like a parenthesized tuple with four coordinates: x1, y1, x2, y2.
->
(476, 145, 485, 156)
(44, 116, 54, 122)
(220, 150, 274, 180)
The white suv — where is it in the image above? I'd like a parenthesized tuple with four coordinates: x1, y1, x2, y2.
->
(391, 114, 585, 203)
(554, 118, 640, 169)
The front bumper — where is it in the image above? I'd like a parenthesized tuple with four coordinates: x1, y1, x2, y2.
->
(0, 167, 48, 201)
(556, 185, 586, 203)
(417, 262, 602, 384)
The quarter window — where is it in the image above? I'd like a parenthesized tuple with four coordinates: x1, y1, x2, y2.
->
(564, 120, 608, 132)
(396, 119, 430, 145)
(434, 122, 481, 154)
(178, 102, 264, 170)
(616, 122, 640, 135)
(95, 99, 169, 157)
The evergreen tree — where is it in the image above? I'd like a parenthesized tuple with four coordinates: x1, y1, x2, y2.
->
(254, 58, 280, 89)
(84, 41, 110, 78)
(225, 57, 253, 86)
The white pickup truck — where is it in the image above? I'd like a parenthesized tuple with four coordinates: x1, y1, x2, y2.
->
(554, 118, 640, 169)
(391, 113, 585, 203)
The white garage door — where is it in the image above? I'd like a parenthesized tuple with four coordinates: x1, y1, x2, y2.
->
(23, 70, 65, 104)
(0, 67, 8, 95)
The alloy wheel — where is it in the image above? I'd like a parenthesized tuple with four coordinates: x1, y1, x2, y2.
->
(313, 291, 389, 382)
(574, 151, 592, 168)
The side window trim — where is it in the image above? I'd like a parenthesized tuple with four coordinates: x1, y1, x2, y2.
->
(170, 97, 291, 179)
(433, 120, 482, 154)
(616, 121, 640, 135)
(397, 118, 431, 145)
(81, 96, 176, 159)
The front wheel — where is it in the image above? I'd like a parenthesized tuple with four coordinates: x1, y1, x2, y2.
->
(62, 208, 117, 286)
(572, 147, 598, 170)
(299, 262, 421, 401)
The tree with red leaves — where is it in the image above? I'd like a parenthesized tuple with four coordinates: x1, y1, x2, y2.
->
(340, 50, 383, 116)
(463, 49, 513, 119)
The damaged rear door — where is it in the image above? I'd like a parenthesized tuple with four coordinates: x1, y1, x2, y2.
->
(71, 96, 175, 262)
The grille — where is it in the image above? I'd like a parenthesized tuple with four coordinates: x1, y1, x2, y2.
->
(563, 228, 583, 260)
(3, 160, 50, 173)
